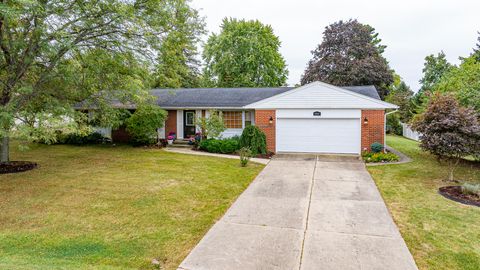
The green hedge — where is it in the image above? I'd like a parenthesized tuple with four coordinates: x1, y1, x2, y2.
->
(199, 137, 240, 154)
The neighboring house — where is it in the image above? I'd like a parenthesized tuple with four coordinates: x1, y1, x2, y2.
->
(101, 81, 398, 154)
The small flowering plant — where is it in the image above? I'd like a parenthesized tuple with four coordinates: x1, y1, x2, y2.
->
(167, 135, 174, 140)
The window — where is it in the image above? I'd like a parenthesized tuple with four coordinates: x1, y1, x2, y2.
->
(245, 111, 252, 127)
(222, 111, 242, 128)
(185, 111, 195, 126)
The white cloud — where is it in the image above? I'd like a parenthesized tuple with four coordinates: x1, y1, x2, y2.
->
(192, 0, 479, 91)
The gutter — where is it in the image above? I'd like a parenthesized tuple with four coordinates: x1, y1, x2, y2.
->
(384, 109, 398, 148)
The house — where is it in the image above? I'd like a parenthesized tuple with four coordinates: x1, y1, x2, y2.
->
(105, 81, 398, 154)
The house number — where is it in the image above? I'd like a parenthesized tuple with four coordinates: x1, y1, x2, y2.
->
(313, 111, 321, 116)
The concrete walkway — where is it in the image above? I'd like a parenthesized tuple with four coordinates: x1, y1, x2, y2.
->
(178, 155, 417, 270)
(164, 147, 270, 165)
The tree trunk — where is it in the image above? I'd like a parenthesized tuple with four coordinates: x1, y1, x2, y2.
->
(0, 135, 9, 163)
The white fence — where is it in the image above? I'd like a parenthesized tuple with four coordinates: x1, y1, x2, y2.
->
(401, 123, 421, 141)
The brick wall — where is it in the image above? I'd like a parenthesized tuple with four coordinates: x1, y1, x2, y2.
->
(255, 110, 276, 153)
(165, 110, 177, 137)
(361, 110, 385, 152)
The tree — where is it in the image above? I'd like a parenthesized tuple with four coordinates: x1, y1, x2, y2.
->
(386, 81, 414, 122)
(435, 56, 480, 112)
(412, 94, 480, 181)
(125, 104, 167, 145)
(473, 32, 480, 61)
(195, 110, 225, 139)
(301, 19, 393, 99)
(154, 1, 205, 88)
(418, 51, 453, 93)
(0, 0, 199, 162)
(202, 18, 288, 87)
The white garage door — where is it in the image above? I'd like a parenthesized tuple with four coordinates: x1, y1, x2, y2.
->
(276, 118, 360, 154)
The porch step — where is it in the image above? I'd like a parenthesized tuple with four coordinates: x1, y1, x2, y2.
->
(167, 142, 193, 149)
(173, 139, 190, 145)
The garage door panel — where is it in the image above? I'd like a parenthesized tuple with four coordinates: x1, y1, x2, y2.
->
(277, 118, 360, 154)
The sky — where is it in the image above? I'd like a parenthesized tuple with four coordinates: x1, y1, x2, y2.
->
(191, 0, 479, 92)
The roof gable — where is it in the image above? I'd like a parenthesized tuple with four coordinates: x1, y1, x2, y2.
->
(244, 82, 398, 109)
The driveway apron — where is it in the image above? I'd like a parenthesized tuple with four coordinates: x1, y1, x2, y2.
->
(178, 155, 418, 270)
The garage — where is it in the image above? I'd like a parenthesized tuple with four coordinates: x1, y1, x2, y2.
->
(244, 82, 398, 154)
(276, 118, 360, 154)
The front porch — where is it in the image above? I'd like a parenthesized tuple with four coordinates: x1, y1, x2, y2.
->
(159, 109, 255, 139)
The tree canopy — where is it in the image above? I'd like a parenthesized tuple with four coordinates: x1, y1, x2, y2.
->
(435, 56, 480, 112)
(301, 19, 393, 99)
(386, 81, 414, 122)
(154, 1, 205, 88)
(202, 18, 288, 87)
(0, 0, 201, 162)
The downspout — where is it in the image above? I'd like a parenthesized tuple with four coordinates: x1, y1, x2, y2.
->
(384, 109, 398, 149)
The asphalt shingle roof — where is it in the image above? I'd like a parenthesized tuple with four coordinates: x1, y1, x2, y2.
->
(151, 85, 381, 108)
(342, 85, 381, 100)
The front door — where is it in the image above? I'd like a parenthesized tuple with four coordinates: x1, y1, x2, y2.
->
(184, 110, 196, 138)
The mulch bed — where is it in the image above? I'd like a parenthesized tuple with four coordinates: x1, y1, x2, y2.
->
(438, 186, 480, 207)
(0, 161, 37, 174)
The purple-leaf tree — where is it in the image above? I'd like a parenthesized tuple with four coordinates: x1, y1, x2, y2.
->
(412, 93, 480, 181)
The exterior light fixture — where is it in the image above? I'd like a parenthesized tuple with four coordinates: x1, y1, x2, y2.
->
(363, 117, 368, 125)
(269, 116, 273, 124)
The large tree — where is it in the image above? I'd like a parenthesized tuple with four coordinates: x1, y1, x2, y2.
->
(435, 56, 480, 112)
(473, 32, 480, 61)
(154, 0, 205, 88)
(301, 19, 393, 99)
(0, 0, 200, 162)
(418, 51, 453, 93)
(202, 18, 288, 87)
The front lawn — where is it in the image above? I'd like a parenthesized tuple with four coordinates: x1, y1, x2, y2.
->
(367, 136, 480, 270)
(0, 143, 264, 269)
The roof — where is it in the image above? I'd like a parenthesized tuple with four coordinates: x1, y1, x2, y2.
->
(342, 85, 381, 100)
(244, 81, 398, 110)
(151, 84, 381, 108)
(151, 87, 294, 108)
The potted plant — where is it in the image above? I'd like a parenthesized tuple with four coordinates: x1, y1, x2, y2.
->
(167, 135, 174, 145)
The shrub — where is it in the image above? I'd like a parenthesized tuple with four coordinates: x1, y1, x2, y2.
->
(239, 126, 267, 156)
(199, 138, 240, 154)
(58, 132, 108, 145)
(125, 105, 167, 145)
(362, 152, 399, 163)
(386, 114, 402, 135)
(238, 147, 252, 167)
(370, 142, 384, 153)
(461, 183, 480, 197)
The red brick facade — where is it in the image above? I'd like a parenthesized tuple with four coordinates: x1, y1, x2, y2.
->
(254, 110, 276, 153)
(165, 110, 177, 137)
(361, 110, 385, 152)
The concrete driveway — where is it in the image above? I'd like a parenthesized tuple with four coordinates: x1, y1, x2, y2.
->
(178, 155, 417, 270)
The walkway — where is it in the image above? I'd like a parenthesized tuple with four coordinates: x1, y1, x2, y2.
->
(178, 154, 417, 270)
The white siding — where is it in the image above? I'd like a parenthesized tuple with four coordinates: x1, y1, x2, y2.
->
(220, 129, 243, 138)
(93, 127, 112, 138)
(245, 82, 397, 109)
(276, 109, 360, 119)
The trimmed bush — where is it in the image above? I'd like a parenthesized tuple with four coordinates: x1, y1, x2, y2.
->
(370, 142, 384, 153)
(461, 183, 480, 197)
(199, 138, 240, 154)
(239, 126, 267, 156)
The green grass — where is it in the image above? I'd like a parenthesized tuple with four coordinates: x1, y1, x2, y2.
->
(367, 136, 480, 270)
(0, 143, 264, 269)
